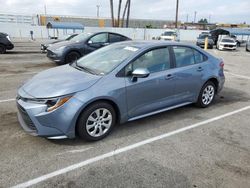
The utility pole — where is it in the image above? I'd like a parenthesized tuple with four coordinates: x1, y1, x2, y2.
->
(194, 11, 197, 23)
(44, 4, 47, 15)
(186, 14, 189, 23)
(175, 0, 179, 28)
(96, 5, 100, 18)
(126, 0, 131, 28)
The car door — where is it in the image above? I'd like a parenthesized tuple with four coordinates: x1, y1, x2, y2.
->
(84, 33, 108, 54)
(125, 47, 177, 118)
(170, 46, 207, 103)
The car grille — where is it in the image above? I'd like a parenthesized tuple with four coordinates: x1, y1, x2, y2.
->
(224, 44, 235, 48)
(17, 103, 37, 131)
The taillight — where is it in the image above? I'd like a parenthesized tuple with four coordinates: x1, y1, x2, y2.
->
(220, 61, 224, 69)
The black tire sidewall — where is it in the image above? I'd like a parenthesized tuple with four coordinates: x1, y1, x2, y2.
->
(0, 44, 6, 54)
(76, 102, 116, 141)
(65, 51, 80, 64)
(196, 81, 216, 108)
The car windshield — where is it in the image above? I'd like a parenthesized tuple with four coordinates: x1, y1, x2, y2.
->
(75, 44, 140, 75)
(70, 33, 91, 42)
(222, 39, 234, 43)
(163, 31, 176, 36)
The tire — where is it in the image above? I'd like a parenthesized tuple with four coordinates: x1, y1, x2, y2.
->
(0, 44, 6, 54)
(65, 51, 80, 64)
(76, 102, 116, 141)
(196, 81, 216, 108)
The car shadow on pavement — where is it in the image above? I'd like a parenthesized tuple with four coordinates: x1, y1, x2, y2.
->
(48, 86, 250, 146)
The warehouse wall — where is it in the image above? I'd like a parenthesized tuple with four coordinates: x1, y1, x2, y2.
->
(0, 23, 206, 41)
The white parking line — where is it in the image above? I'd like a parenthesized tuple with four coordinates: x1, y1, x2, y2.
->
(56, 147, 93, 156)
(225, 72, 250, 80)
(0, 72, 38, 77)
(11, 105, 250, 188)
(0, 98, 15, 103)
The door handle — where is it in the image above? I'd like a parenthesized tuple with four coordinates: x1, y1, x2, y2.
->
(197, 67, 204, 72)
(165, 74, 174, 80)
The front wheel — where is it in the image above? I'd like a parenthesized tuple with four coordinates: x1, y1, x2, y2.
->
(0, 44, 6, 54)
(76, 102, 116, 141)
(196, 81, 216, 108)
(65, 51, 80, 64)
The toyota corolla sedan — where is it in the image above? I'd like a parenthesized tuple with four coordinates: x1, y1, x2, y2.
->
(16, 41, 225, 141)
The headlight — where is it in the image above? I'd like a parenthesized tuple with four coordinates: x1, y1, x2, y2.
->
(46, 96, 72, 112)
(6, 35, 11, 41)
(20, 95, 72, 112)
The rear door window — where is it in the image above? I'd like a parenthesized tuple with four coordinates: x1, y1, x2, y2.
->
(173, 46, 206, 67)
(173, 46, 195, 68)
(109, 34, 128, 43)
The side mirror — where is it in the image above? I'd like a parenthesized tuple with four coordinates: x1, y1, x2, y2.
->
(131, 68, 150, 82)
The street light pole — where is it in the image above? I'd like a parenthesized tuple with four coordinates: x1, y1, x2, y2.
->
(96, 5, 100, 18)
(194, 11, 197, 23)
(175, 0, 179, 28)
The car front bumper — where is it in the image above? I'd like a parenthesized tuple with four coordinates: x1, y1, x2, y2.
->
(47, 49, 64, 63)
(6, 43, 14, 50)
(16, 94, 84, 139)
(218, 45, 236, 50)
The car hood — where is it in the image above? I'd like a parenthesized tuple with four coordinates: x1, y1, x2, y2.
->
(160, 36, 175, 40)
(219, 42, 237, 45)
(43, 39, 64, 46)
(48, 40, 82, 51)
(20, 65, 101, 98)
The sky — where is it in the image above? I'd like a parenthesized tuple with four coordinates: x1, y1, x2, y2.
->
(0, 0, 250, 24)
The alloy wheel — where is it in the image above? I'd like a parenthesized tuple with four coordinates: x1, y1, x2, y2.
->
(86, 108, 112, 137)
(202, 85, 215, 105)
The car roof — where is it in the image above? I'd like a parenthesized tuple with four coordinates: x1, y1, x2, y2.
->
(89, 31, 130, 39)
(113, 40, 196, 49)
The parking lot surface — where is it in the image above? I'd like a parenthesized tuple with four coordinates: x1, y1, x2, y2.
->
(0, 40, 250, 188)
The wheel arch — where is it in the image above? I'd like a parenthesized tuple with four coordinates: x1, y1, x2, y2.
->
(74, 98, 121, 136)
(205, 77, 219, 93)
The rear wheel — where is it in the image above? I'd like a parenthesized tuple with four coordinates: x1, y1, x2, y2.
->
(76, 102, 116, 141)
(65, 51, 80, 64)
(0, 44, 6, 54)
(196, 81, 216, 108)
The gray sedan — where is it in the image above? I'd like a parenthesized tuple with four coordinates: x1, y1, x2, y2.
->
(16, 41, 225, 141)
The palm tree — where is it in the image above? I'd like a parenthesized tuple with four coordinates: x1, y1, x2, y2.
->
(110, 0, 115, 27)
(121, 0, 129, 27)
(117, 0, 122, 27)
(126, 0, 131, 28)
(109, 0, 131, 28)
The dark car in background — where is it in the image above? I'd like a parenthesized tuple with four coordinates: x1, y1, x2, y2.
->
(196, 34, 214, 49)
(47, 32, 131, 64)
(0, 32, 14, 54)
(246, 39, 250, 52)
(41, 33, 78, 53)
